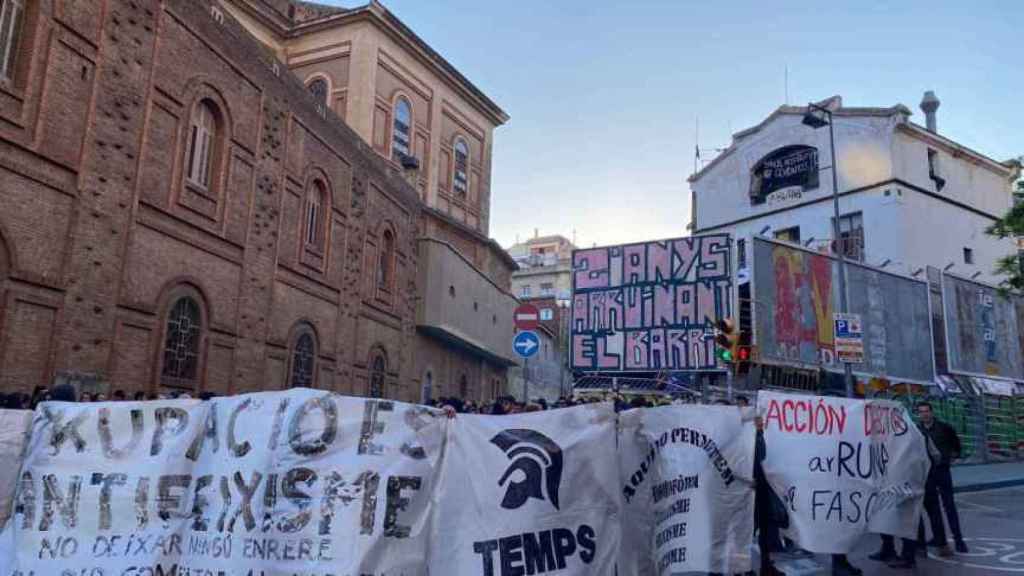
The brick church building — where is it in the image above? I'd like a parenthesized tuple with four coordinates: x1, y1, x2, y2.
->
(0, 0, 518, 401)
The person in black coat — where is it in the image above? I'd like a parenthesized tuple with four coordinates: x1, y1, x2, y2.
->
(917, 402, 967, 554)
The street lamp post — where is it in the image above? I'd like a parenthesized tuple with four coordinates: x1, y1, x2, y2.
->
(803, 103, 855, 398)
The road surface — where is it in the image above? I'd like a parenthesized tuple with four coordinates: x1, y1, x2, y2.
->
(771, 485, 1024, 575)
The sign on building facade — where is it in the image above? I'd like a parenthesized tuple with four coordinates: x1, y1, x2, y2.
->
(570, 235, 732, 372)
(942, 273, 1024, 380)
(749, 145, 820, 205)
(752, 238, 934, 383)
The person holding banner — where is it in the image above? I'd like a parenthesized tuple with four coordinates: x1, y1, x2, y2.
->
(869, 534, 918, 569)
(916, 402, 968, 555)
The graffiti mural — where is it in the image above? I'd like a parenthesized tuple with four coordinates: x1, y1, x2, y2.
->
(942, 274, 1024, 380)
(753, 238, 935, 383)
(570, 235, 732, 371)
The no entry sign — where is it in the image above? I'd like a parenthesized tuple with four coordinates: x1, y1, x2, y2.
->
(513, 303, 540, 331)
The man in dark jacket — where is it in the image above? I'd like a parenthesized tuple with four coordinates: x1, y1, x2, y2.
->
(917, 402, 967, 554)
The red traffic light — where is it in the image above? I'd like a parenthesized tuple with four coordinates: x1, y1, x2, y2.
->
(737, 346, 751, 362)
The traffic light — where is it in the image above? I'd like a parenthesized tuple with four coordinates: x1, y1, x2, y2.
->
(715, 318, 739, 364)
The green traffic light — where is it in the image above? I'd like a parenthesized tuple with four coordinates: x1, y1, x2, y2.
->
(716, 348, 734, 362)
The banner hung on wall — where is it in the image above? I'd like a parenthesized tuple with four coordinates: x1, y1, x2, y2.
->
(0, 390, 447, 576)
(756, 392, 929, 553)
(619, 405, 756, 575)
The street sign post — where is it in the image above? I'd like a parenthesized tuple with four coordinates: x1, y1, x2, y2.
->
(514, 330, 540, 403)
(833, 312, 864, 364)
(514, 303, 540, 331)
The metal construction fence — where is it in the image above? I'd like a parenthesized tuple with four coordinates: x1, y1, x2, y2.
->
(572, 373, 1024, 463)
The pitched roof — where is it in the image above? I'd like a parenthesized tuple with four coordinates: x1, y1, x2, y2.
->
(287, 1, 509, 126)
(689, 96, 911, 183)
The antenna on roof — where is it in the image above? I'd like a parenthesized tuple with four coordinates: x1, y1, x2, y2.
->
(785, 65, 789, 105)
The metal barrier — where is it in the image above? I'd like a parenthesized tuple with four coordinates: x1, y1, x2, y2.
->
(571, 373, 1024, 463)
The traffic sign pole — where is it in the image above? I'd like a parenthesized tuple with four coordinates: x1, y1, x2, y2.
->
(524, 357, 530, 403)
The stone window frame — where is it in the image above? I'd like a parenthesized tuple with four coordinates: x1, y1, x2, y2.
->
(304, 72, 331, 109)
(155, 283, 209, 392)
(177, 82, 233, 219)
(299, 167, 334, 271)
(287, 321, 319, 389)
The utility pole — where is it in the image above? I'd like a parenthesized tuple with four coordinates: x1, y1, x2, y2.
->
(804, 102, 855, 398)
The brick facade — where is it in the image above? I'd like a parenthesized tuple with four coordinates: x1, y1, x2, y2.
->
(0, 0, 424, 400)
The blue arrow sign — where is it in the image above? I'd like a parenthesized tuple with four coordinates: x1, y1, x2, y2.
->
(513, 330, 540, 359)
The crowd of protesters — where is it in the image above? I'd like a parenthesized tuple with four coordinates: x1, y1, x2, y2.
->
(0, 384, 225, 410)
(0, 385, 971, 575)
(428, 391, 695, 416)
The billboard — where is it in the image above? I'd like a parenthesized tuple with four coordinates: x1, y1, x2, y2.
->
(570, 235, 732, 372)
(942, 273, 1024, 380)
(752, 238, 934, 383)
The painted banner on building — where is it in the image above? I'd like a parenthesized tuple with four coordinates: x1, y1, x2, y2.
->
(431, 403, 620, 575)
(0, 390, 447, 576)
(619, 405, 755, 575)
(571, 235, 732, 371)
(750, 145, 820, 205)
(942, 273, 1024, 380)
(752, 238, 935, 383)
(757, 392, 929, 553)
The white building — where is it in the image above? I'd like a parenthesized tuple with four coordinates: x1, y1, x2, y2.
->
(689, 94, 1021, 283)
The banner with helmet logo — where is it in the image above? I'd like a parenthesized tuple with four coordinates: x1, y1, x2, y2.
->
(429, 402, 620, 575)
(756, 392, 929, 553)
(618, 405, 756, 575)
(0, 389, 447, 576)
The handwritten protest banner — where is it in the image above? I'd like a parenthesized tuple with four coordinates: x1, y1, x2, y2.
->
(0, 390, 446, 576)
(430, 403, 620, 575)
(756, 392, 928, 553)
(618, 405, 755, 575)
(0, 410, 31, 531)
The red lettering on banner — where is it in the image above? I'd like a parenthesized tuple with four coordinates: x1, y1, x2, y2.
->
(765, 400, 783, 431)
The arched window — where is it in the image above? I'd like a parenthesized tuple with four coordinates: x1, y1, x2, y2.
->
(0, 0, 26, 84)
(377, 229, 394, 288)
(459, 375, 468, 399)
(161, 297, 202, 387)
(369, 353, 386, 398)
(452, 137, 469, 198)
(308, 77, 328, 106)
(186, 100, 218, 190)
(421, 371, 433, 404)
(305, 180, 326, 249)
(391, 97, 412, 160)
(289, 329, 316, 389)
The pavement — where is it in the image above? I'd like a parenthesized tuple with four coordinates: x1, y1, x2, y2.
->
(771, 462, 1024, 575)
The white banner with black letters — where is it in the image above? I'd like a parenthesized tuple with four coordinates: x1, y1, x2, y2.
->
(430, 402, 620, 575)
(619, 405, 756, 575)
(757, 392, 929, 553)
(0, 389, 447, 576)
(0, 409, 32, 531)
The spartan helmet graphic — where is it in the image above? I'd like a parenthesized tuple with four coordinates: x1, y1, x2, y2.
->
(490, 429, 563, 511)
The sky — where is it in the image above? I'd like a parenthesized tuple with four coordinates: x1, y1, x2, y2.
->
(324, 0, 1022, 250)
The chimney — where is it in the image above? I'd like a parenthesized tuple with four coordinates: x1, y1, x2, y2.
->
(534, 228, 539, 239)
(920, 91, 940, 133)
